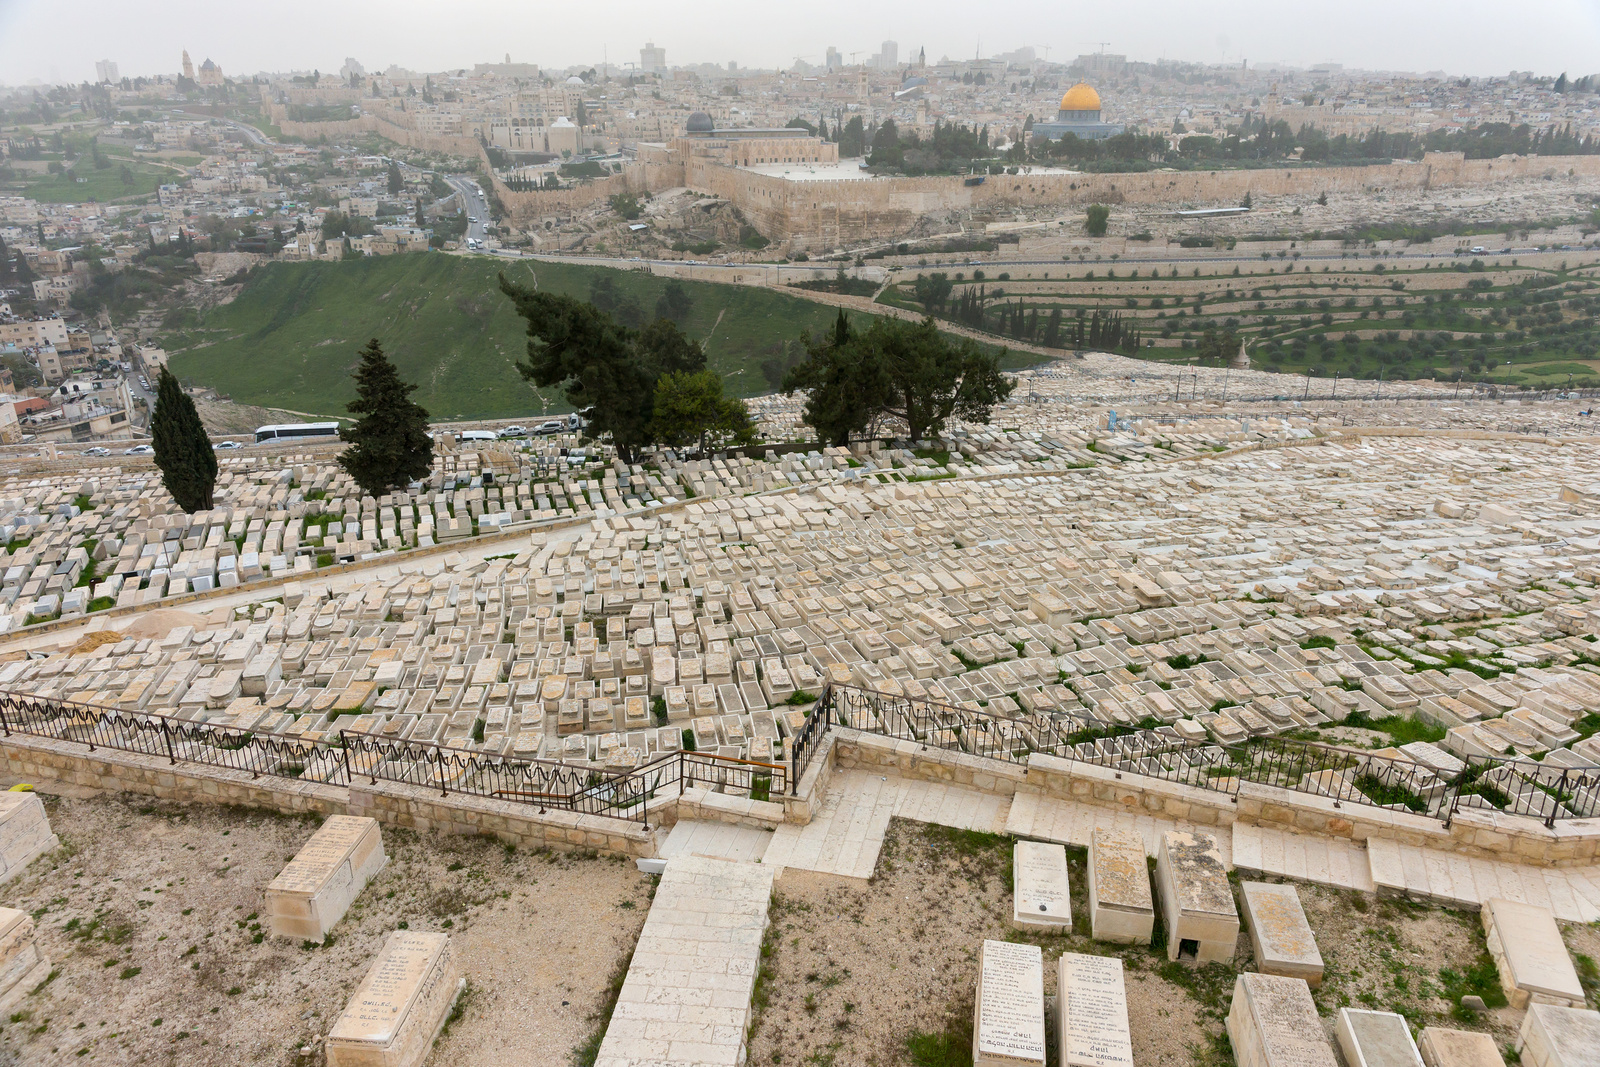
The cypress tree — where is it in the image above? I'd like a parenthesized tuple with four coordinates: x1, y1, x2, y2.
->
(151, 367, 217, 512)
(338, 339, 434, 496)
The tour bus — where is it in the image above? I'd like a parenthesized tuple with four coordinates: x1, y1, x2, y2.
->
(457, 430, 497, 443)
(254, 422, 341, 444)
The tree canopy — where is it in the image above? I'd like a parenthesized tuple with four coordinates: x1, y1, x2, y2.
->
(784, 312, 1013, 444)
(150, 366, 217, 512)
(337, 338, 434, 495)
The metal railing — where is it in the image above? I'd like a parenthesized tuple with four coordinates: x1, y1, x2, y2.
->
(806, 684, 1600, 828)
(0, 690, 786, 828)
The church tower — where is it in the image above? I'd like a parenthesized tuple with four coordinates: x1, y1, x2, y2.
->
(182, 50, 193, 80)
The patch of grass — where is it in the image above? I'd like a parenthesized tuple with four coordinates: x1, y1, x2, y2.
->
(1353, 773, 1430, 813)
(572, 944, 635, 1067)
(436, 978, 476, 1043)
(904, 995, 974, 1067)
(1438, 952, 1509, 1021)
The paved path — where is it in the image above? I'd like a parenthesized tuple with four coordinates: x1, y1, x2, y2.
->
(1005, 788, 1236, 867)
(1232, 823, 1376, 893)
(661, 818, 773, 864)
(596, 854, 774, 1067)
(760, 770, 1011, 879)
(1364, 836, 1600, 922)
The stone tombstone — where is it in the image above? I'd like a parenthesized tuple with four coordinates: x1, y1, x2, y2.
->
(1226, 972, 1339, 1067)
(1057, 952, 1133, 1067)
(1156, 830, 1238, 963)
(0, 791, 58, 885)
(1337, 1008, 1426, 1067)
(1517, 1004, 1600, 1067)
(1481, 898, 1586, 1009)
(0, 907, 50, 1015)
(267, 815, 387, 940)
(1417, 1027, 1506, 1067)
(1013, 841, 1072, 930)
(1088, 828, 1153, 945)
(972, 938, 1046, 1067)
(325, 930, 463, 1067)
(1241, 882, 1324, 986)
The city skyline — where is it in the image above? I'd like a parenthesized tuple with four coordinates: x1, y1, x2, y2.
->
(3, 0, 1600, 86)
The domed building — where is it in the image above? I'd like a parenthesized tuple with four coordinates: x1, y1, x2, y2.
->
(1030, 82, 1124, 144)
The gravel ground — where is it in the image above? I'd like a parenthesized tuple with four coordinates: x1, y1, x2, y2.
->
(0, 785, 650, 1066)
(745, 819, 1578, 1067)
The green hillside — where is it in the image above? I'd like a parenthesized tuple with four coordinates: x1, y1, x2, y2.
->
(167, 254, 876, 421)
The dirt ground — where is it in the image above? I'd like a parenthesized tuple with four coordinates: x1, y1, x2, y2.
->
(192, 398, 318, 436)
(0, 786, 651, 1067)
(745, 819, 1583, 1067)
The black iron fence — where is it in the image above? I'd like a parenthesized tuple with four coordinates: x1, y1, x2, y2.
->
(0, 690, 786, 827)
(809, 684, 1600, 828)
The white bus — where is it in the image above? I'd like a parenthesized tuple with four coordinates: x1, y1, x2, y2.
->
(254, 422, 341, 444)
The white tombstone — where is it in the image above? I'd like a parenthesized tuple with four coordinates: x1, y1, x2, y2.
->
(1226, 972, 1339, 1067)
(1088, 828, 1153, 945)
(1156, 830, 1238, 963)
(324, 930, 463, 1067)
(0, 907, 50, 1015)
(972, 939, 1046, 1067)
(1481, 898, 1586, 1009)
(1516, 1004, 1600, 1067)
(1241, 881, 1323, 986)
(1337, 1008, 1425, 1067)
(1057, 953, 1133, 1067)
(1012, 841, 1072, 930)
(0, 791, 58, 885)
(267, 815, 387, 940)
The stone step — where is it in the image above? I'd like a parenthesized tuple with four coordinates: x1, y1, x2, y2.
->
(1365, 837, 1600, 922)
(1231, 823, 1376, 894)
(595, 855, 775, 1067)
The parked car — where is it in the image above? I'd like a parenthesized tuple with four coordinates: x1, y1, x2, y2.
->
(497, 425, 527, 438)
(123, 444, 153, 455)
(536, 420, 565, 435)
(84, 446, 111, 456)
(213, 440, 242, 450)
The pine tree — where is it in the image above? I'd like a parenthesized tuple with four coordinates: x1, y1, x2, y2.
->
(337, 339, 434, 496)
(151, 367, 217, 512)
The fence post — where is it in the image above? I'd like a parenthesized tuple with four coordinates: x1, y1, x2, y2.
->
(1547, 769, 1565, 829)
(435, 748, 448, 797)
(340, 731, 352, 789)
(0, 697, 10, 738)
(162, 719, 177, 766)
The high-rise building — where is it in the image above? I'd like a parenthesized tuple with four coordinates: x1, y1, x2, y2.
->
(880, 41, 898, 68)
(181, 50, 193, 80)
(340, 57, 365, 80)
(94, 60, 118, 84)
(825, 47, 841, 71)
(640, 42, 666, 74)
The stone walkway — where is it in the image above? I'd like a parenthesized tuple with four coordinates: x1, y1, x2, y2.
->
(595, 854, 774, 1067)
(1232, 823, 1377, 893)
(760, 770, 1011, 879)
(660, 818, 773, 864)
(1004, 788, 1237, 867)
(1365, 837, 1600, 922)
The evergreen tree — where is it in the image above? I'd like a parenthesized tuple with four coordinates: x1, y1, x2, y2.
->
(150, 367, 217, 512)
(1044, 308, 1062, 348)
(337, 339, 434, 495)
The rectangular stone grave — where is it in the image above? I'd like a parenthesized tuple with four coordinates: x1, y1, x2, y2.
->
(1337, 1008, 1425, 1067)
(1013, 841, 1072, 930)
(1088, 828, 1153, 945)
(0, 791, 58, 885)
(1242, 882, 1324, 986)
(1517, 1004, 1600, 1067)
(1057, 952, 1133, 1067)
(325, 930, 463, 1067)
(1481, 898, 1586, 1009)
(0, 907, 50, 1015)
(1156, 830, 1238, 963)
(1417, 1027, 1506, 1067)
(1226, 972, 1339, 1067)
(973, 938, 1046, 1067)
(267, 815, 387, 940)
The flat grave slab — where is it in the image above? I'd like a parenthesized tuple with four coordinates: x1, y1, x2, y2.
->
(325, 930, 462, 1067)
(1417, 1027, 1505, 1067)
(1481, 898, 1586, 1009)
(267, 815, 386, 940)
(1336, 1008, 1426, 1067)
(1013, 841, 1072, 930)
(1241, 881, 1323, 986)
(1226, 972, 1338, 1067)
(0, 791, 58, 885)
(973, 938, 1046, 1067)
(1057, 952, 1133, 1067)
(0, 907, 49, 1015)
(1517, 1004, 1600, 1067)
(1089, 828, 1153, 945)
(1156, 830, 1238, 963)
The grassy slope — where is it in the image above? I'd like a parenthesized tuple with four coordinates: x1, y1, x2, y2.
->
(14, 159, 176, 203)
(168, 253, 871, 421)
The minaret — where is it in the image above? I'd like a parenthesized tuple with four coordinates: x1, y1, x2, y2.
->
(182, 50, 193, 80)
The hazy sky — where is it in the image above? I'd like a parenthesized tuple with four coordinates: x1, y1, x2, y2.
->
(3, 0, 1600, 86)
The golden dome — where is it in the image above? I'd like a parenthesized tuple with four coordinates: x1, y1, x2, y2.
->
(1059, 82, 1102, 113)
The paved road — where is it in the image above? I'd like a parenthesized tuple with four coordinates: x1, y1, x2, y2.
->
(444, 176, 493, 243)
